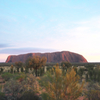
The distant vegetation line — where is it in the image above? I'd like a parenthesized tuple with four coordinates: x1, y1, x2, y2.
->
(0, 62, 100, 67)
(0, 63, 15, 66)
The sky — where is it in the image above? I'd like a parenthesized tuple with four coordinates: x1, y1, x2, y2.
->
(0, 0, 100, 62)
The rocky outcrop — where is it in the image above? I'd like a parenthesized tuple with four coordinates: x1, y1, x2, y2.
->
(6, 51, 87, 63)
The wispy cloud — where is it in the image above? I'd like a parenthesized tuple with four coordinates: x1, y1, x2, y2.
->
(0, 44, 10, 48)
(0, 47, 56, 54)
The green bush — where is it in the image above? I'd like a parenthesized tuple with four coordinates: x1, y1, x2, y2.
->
(1, 72, 27, 82)
(15, 73, 26, 81)
(21, 67, 23, 72)
(78, 68, 84, 77)
(25, 68, 29, 73)
(4, 79, 23, 100)
(85, 90, 100, 100)
(1, 68, 3, 72)
(41, 92, 51, 100)
(17, 68, 19, 72)
(20, 91, 42, 100)
(38, 71, 52, 87)
(0, 92, 6, 100)
(1, 72, 13, 81)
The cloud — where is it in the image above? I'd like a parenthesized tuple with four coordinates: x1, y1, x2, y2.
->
(0, 44, 9, 48)
(0, 47, 56, 54)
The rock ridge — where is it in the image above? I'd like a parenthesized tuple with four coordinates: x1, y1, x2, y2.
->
(6, 51, 88, 63)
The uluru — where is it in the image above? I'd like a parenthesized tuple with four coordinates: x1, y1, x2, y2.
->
(6, 51, 87, 63)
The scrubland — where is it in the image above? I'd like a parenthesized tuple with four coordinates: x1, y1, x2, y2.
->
(0, 61, 100, 100)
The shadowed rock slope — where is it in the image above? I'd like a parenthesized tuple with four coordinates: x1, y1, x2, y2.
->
(6, 51, 87, 63)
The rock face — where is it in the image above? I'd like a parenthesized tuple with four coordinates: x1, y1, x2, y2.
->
(6, 51, 87, 63)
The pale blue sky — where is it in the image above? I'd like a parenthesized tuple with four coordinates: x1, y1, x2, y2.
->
(0, 0, 100, 62)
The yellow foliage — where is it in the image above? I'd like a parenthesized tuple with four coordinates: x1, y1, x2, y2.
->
(44, 64, 84, 100)
(36, 77, 41, 81)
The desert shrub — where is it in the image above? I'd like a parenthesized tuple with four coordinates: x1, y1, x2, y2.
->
(15, 73, 26, 82)
(0, 68, 4, 74)
(8, 70, 10, 73)
(85, 64, 94, 69)
(1, 72, 27, 82)
(19, 91, 42, 100)
(3, 79, 23, 100)
(10, 65, 14, 73)
(38, 71, 53, 87)
(25, 68, 29, 73)
(17, 67, 19, 73)
(85, 90, 100, 100)
(39, 67, 44, 76)
(77, 68, 84, 78)
(1, 72, 13, 81)
(40, 64, 84, 100)
(2, 74, 41, 100)
(10, 68, 13, 73)
(21, 67, 23, 73)
(86, 73, 89, 82)
(14, 70, 16, 73)
(0, 92, 6, 100)
(23, 74, 40, 93)
(96, 70, 100, 82)
(41, 92, 51, 100)
(61, 61, 72, 69)
(86, 67, 100, 82)
(15, 61, 23, 68)
(1, 68, 3, 72)
(0, 84, 2, 91)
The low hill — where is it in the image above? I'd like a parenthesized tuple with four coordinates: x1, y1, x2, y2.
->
(6, 51, 87, 63)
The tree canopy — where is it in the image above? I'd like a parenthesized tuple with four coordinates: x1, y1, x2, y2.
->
(15, 61, 23, 68)
(26, 56, 47, 76)
(61, 61, 72, 68)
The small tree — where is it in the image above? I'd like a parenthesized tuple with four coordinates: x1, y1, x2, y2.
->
(77, 68, 84, 79)
(1, 68, 3, 73)
(40, 67, 44, 76)
(88, 70, 93, 80)
(10, 65, 13, 73)
(26, 56, 47, 76)
(61, 61, 72, 69)
(21, 67, 23, 73)
(15, 61, 23, 67)
(15, 61, 23, 73)
(25, 67, 29, 73)
(86, 73, 88, 82)
(97, 71, 100, 82)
